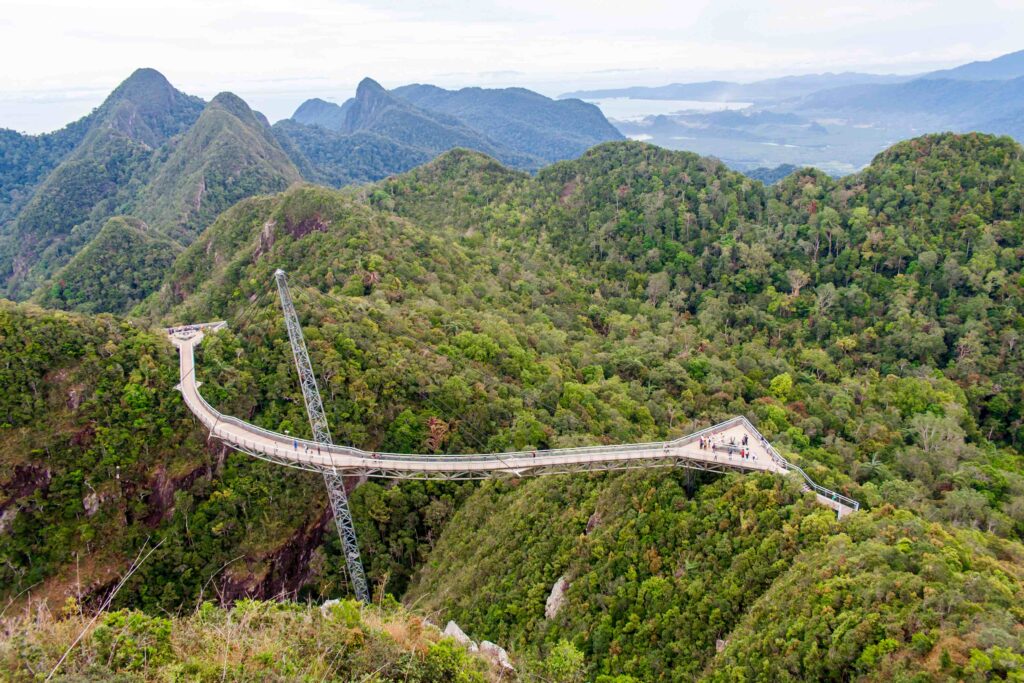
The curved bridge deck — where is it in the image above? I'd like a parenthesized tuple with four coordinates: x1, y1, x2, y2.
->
(169, 325, 858, 518)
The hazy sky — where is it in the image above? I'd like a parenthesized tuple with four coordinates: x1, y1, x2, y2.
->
(1, 0, 1022, 133)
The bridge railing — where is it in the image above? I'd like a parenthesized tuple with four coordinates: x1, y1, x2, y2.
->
(734, 416, 859, 511)
(181, 341, 858, 510)
(185, 369, 757, 467)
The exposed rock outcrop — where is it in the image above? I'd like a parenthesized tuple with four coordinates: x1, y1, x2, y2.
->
(142, 462, 212, 526)
(82, 491, 100, 517)
(545, 575, 569, 619)
(218, 505, 332, 603)
(443, 620, 478, 652)
(0, 507, 17, 534)
(480, 640, 515, 672)
(1, 464, 52, 511)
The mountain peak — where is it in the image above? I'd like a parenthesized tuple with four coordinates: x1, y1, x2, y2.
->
(98, 68, 204, 147)
(109, 68, 176, 103)
(356, 77, 387, 97)
(208, 91, 256, 121)
(120, 67, 172, 86)
(291, 98, 348, 130)
(342, 77, 400, 132)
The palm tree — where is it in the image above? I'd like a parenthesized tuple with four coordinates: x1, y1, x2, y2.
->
(855, 452, 886, 483)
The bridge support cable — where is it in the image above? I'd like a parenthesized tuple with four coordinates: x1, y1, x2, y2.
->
(274, 269, 370, 603)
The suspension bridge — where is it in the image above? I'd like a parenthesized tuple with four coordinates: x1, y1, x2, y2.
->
(167, 270, 859, 601)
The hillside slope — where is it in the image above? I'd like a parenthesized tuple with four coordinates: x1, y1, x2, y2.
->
(131, 91, 301, 243)
(0, 68, 204, 300)
(0, 114, 95, 224)
(35, 216, 181, 313)
(392, 83, 623, 163)
(1, 133, 1022, 681)
(409, 472, 1024, 681)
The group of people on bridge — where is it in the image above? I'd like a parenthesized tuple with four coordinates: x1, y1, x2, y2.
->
(168, 324, 204, 336)
(698, 432, 757, 460)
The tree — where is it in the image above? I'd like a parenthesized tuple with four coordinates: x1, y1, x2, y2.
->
(646, 271, 670, 306)
(769, 373, 794, 401)
(543, 640, 586, 683)
(787, 269, 810, 297)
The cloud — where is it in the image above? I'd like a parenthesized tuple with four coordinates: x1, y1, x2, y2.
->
(0, 0, 1020, 132)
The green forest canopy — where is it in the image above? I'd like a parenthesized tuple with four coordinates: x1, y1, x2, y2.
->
(1, 132, 1022, 681)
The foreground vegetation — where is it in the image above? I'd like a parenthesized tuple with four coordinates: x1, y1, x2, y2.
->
(411, 471, 1024, 681)
(1, 599, 497, 681)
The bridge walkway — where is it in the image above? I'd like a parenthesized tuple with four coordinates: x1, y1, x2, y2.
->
(169, 326, 858, 518)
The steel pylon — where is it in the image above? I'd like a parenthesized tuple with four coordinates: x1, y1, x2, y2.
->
(274, 269, 370, 603)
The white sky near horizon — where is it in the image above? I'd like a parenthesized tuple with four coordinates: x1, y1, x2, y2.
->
(0, 0, 1022, 133)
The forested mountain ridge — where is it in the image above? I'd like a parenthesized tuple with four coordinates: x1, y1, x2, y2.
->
(0, 69, 204, 301)
(0, 71, 622, 314)
(276, 76, 623, 184)
(0, 72, 303, 313)
(33, 93, 302, 314)
(276, 77, 536, 185)
(391, 82, 623, 163)
(2, 133, 1023, 681)
(130, 91, 301, 243)
(0, 115, 94, 224)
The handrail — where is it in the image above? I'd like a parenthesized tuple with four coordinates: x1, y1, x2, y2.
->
(734, 416, 859, 511)
(177, 333, 859, 512)
(187, 340, 751, 466)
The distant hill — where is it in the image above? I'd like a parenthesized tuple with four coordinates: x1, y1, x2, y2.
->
(0, 70, 301, 310)
(921, 48, 1024, 81)
(567, 49, 1024, 174)
(560, 72, 909, 104)
(291, 79, 512, 152)
(743, 163, 800, 184)
(277, 77, 621, 184)
(789, 76, 1024, 135)
(562, 50, 1024, 106)
(291, 97, 351, 130)
(0, 68, 204, 300)
(276, 78, 536, 185)
(391, 83, 622, 163)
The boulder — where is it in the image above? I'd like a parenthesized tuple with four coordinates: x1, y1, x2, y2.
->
(444, 620, 478, 652)
(480, 640, 515, 672)
(83, 491, 100, 517)
(0, 507, 16, 534)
